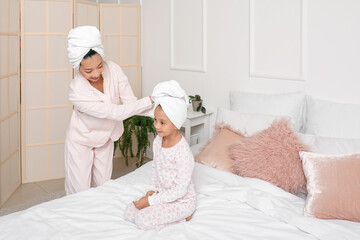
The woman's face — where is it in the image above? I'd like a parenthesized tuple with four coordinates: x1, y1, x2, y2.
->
(79, 53, 104, 82)
(154, 106, 177, 137)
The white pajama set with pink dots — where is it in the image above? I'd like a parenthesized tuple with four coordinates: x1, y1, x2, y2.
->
(124, 135, 196, 230)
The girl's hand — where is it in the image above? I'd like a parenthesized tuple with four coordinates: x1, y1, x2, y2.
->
(149, 96, 154, 104)
(134, 196, 149, 210)
(146, 190, 155, 197)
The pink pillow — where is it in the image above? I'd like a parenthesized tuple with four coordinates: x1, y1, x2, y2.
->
(195, 123, 244, 173)
(229, 118, 308, 194)
(300, 151, 360, 222)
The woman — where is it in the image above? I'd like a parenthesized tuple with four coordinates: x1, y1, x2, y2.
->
(64, 26, 154, 195)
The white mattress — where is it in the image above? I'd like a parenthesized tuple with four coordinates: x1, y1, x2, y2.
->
(0, 162, 359, 240)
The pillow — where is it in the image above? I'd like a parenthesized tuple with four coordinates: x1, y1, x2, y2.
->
(195, 123, 244, 173)
(230, 91, 305, 132)
(305, 96, 360, 138)
(216, 108, 296, 137)
(229, 118, 308, 194)
(297, 133, 360, 155)
(300, 151, 360, 222)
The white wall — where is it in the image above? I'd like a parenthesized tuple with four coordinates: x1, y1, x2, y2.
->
(141, 0, 360, 118)
(306, 0, 360, 102)
(142, 0, 249, 112)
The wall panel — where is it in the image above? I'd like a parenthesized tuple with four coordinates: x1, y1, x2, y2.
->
(249, 0, 305, 81)
(21, 0, 73, 183)
(75, 0, 99, 28)
(100, 4, 142, 98)
(0, 0, 20, 207)
(170, 0, 206, 72)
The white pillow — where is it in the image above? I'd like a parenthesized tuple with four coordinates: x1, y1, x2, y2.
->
(305, 96, 360, 138)
(216, 108, 295, 137)
(297, 133, 360, 155)
(230, 91, 305, 132)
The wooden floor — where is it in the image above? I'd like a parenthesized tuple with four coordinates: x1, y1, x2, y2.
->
(1, 157, 140, 209)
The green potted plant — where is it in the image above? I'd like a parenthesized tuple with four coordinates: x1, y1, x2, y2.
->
(114, 115, 157, 168)
(189, 94, 206, 113)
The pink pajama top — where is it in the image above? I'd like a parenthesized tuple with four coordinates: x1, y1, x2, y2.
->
(66, 61, 153, 147)
(148, 135, 196, 205)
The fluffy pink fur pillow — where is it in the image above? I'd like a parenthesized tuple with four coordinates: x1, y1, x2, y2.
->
(229, 118, 308, 194)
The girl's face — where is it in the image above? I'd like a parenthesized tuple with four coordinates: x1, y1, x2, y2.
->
(79, 53, 104, 82)
(154, 106, 178, 137)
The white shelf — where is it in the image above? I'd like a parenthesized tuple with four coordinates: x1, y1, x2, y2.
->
(181, 109, 213, 150)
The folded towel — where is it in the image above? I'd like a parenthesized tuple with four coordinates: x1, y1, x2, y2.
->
(151, 80, 189, 129)
(67, 26, 105, 70)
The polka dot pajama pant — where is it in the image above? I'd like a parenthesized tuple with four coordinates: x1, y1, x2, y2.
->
(124, 200, 195, 230)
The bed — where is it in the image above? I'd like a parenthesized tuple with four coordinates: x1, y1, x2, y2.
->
(1, 91, 359, 240)
(0, 162, 359, 240)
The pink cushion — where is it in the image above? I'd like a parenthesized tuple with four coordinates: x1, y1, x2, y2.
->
(195, 123, 244, 173)
(300, 151, 360, 222)
(229, 118, 308, 194)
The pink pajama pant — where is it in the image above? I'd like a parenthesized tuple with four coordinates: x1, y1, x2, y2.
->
(64, 138, 114, 195)
(124, 199, 196, 230)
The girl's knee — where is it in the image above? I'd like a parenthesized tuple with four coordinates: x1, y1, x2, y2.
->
(134, 212, 152, 230)
(124, 203, 137, 222)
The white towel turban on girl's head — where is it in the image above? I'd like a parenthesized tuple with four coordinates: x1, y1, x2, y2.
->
(151, 80, 189, 129)
(67, 26, 105, 70)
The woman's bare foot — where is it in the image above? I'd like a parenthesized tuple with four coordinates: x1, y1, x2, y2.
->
(185, 215, 192, 221)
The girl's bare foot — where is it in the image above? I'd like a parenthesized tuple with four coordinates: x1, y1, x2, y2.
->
(185, 215, 192, 221)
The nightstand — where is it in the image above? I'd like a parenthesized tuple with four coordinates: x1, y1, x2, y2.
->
(181, 109, 214, 153)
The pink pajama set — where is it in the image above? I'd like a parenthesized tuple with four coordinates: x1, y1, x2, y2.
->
(125, 136, 196, 230)
(65, 61, 153, 195)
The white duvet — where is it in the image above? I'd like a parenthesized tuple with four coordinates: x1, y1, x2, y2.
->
(0, 162, 359, 240)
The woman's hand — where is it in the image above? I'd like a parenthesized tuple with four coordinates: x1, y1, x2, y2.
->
(149, 96, 154, 104)
(134, 196, 150, 210)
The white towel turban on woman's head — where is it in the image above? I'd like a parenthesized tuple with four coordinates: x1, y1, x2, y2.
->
(151, 80, 189, 129)
(67, 26, 105, 70)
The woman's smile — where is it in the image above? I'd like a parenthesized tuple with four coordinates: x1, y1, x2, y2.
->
(91, 76, 100, 81)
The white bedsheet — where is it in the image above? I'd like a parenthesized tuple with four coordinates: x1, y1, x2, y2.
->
(0, 162, 359, 240)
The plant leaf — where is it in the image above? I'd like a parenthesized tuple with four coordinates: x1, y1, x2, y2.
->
(115, 115, 157, 168)
(196, 102, 202, 111)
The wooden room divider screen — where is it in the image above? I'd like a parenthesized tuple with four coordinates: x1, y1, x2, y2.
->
(16, 0, 141, 192)
(21, 0, 73, 184)
(0, 0, 21, 207)
(100, 4, 142, 98)
(75, 0, 99, 28)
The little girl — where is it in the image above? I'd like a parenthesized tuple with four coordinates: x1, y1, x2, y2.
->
(124, 80, 196, 230)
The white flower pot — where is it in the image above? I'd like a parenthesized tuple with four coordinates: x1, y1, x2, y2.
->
(192, 100, 202, 111)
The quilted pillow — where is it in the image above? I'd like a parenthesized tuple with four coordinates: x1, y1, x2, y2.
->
(229, 118, 308, 194)
(195, 123, 244, 173)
